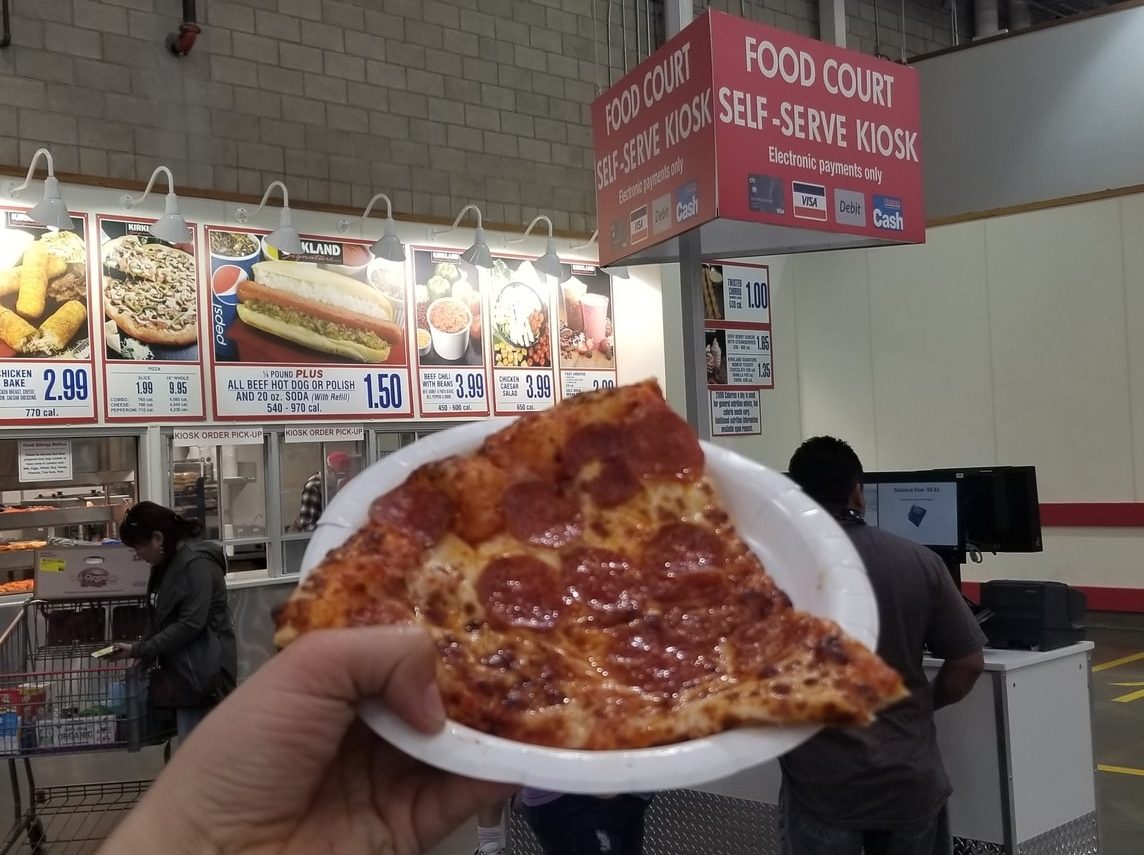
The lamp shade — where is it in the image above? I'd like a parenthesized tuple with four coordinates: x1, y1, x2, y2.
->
(265, 205, 304, 255)
(534, 237, 563, 279)
(28, 177, 75, 231)
(607, 265, 631, 280)
(461, 227, 494, 269)
(370, 218, 406, 262)
(149, 193, 191, 244)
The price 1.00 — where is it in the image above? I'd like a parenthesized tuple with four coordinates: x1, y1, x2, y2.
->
(745, 280, 768, 310)
(455, 373, 485, 400)
(43, 368, 89, 402)
(365, 373, 404, 410)
(525, 374, 553, 399)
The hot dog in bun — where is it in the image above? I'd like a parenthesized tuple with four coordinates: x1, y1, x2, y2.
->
(237, 261, 404, 363)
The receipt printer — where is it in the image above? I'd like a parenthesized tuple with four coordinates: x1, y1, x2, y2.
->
(980, 580, 1087, 651)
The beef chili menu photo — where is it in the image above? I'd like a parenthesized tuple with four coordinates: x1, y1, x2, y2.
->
(0, 209, 96, 424)
(556, 263, 618, 398)
(487, 257, 557, 414)
(98, 216, 205, 420)
(205, 226, 413, 420)
(411, 249, 491, 417)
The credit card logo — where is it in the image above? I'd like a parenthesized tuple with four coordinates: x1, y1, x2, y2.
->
(610, 220, 627, 250)
(630, 205, 649, 244)
(872, 195, 905, 231)
(652, 194, 672, 235)
(792, 181, 827, 221)
(748, 174, 785, 215)
(674, 181, 699, 223)
(834, 189, 866, 227)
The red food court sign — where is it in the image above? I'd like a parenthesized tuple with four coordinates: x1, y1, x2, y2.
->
(591, 11, 924, 267)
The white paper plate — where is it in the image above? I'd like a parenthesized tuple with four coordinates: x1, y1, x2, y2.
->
(300, 419, 877, 794)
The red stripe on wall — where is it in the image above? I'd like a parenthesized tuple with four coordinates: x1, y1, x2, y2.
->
(1039, 503, 1144, 527)
(962, 581, 1144, 613)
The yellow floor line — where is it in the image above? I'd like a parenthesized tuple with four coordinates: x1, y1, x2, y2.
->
(1092, 651, 1144, 672)
(1098, 764, 1144, 777)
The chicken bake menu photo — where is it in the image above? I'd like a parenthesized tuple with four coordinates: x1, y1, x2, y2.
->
(204, 225, 413, 421)
(0, 208, 97, 424)
(98, 216, 206, 421)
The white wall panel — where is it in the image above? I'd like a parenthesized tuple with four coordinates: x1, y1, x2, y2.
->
(790, 251, 878, 467)
(964, 529, 1144, 589)
(866, 222, 997, 470)
(1119, 194, 1144, 501)
(984, 201, 1133, 502)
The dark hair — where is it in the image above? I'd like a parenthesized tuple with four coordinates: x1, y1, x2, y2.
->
(119, 501, 204, 561)
(788, 436, 864, 509)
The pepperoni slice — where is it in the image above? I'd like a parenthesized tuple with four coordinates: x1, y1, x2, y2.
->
(370, 480, 454, 546)
(501, 480, 582, 548)
(642, 522, 728, 602)
(584, 458, 642, 509)
(560, 546, 642, 624)
(477, 555, 562, 631)
(562, 422, 625, 478)
(623, 404, 705, 481)
(604, 619, 715, 697)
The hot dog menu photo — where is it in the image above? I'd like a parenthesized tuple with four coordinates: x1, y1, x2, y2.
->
(206, 226, 413, 420)
(411, 249, 490, 417)
(98, 216, 205, 421)
(0, 209, 96, 425)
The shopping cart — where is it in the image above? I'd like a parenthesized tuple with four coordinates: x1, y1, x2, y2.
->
(0, 598, 170, 854)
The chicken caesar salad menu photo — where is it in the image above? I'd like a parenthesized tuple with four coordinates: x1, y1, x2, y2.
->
(0, 209, 96, 424)
(205, 226, 413, 421)
(98, 216, 205, 421)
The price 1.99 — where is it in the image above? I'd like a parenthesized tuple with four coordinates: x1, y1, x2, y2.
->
(525, 374, 553, 400)
(365, 373, 403, 410)
(43, 368, 89, 402)
(455, 372, 485, 400)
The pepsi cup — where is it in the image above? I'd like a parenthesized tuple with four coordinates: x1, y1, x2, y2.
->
(211, 264, 246, 360)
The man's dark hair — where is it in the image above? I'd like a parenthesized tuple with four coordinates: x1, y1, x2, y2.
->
(788, 436, 864, 509)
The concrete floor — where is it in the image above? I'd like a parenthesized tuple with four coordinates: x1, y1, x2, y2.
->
(2, 619, 1142, 854)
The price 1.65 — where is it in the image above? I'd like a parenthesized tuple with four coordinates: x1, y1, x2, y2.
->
(455, 372, 485, 400)
(364, 373, 404, 410)
(43, 368, 89, 402)
(525, 373, 553, 400)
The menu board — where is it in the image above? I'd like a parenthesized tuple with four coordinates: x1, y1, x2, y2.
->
(488, 257, 556, 414)
(205, 226, 413, 420)
(703, 262, 771, 437)
(411, 249, 491, 417)
(0, 208, 97, 424)
(97, 216, 205, 420)
(557, 263, 618, 399)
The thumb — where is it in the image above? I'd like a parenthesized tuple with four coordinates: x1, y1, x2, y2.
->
(255, 626, 447, 733)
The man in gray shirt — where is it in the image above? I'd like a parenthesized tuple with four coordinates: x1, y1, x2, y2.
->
(782, 437, 987, 855)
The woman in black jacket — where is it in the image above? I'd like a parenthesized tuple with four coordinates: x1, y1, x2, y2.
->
(113, 502, 237, 742)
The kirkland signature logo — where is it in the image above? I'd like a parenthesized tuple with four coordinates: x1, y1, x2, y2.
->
(872, 195, 905, 231)
(834, 189, 866, 227)
(674, 182, 699, 223)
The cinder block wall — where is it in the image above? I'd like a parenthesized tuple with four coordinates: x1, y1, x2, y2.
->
(1, 0, 967, 231)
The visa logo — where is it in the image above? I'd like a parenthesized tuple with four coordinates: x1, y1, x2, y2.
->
(798, 194, 822, 208)
(792, 181, 827, 222)
(674, 182, 699, 222)
(872, 195, 904, 231)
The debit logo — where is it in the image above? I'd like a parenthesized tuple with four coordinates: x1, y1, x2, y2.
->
(674, 181, 699, 223)
(872, 195, 904, 231)
(834, 189, 866, 227)
(652, 194, 672, 236)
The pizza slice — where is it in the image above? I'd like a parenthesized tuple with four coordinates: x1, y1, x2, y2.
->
(275, 380, 906, 750)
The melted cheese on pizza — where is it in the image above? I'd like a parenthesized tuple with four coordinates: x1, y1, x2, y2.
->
(275, 380, 906, 750)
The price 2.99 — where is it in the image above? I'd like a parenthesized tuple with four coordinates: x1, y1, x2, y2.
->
(43, 368, 89, 402)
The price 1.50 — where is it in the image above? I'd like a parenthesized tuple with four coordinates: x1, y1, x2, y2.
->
(43, 368, 89, 402)
(455, 372, 485, 400)
(364, 373, 404, 410)
(525, 374, 553, 400)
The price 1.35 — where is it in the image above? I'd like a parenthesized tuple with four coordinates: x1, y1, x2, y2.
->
(364, 373, 404, 410)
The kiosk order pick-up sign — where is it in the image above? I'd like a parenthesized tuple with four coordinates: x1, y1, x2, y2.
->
(591, 10, 925, 267)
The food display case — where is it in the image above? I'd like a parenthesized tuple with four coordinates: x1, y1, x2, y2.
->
(0, 434, 139, 590)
